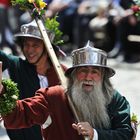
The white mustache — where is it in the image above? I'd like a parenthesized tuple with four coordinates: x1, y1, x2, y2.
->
(82, 80, 96, 86)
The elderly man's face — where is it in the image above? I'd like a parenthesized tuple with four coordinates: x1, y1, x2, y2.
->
(75, 66, 102, 92)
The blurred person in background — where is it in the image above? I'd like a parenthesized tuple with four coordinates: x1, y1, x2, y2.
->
(107, 0, 140, 63)
(118, 0, 140, 63)
(0, 19, 67, 140)
(74, 0, 111, 49)
(0, 0, 20, 55)
(88, 0, 134, 53)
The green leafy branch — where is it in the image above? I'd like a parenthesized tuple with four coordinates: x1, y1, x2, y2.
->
(45, 16, 64, 45)
(0, 79, 19, 116)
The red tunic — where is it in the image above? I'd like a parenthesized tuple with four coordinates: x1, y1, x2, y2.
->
(3, 86, 83, 140)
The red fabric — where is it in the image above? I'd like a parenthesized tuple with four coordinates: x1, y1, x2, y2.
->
(3, 86, 82, 140)
(0, 0, 11, 7)
(47, 64, 67, 86)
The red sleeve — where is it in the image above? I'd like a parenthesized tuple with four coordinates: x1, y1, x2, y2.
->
(3, 88, 51, 129)
(0, 0, 11, 7)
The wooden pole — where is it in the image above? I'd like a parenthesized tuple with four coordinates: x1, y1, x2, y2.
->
(35, 18, 67, 89)
(35, 17, 90, 140)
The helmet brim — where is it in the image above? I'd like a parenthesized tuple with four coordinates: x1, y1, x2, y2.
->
(65, 64, 115, 78)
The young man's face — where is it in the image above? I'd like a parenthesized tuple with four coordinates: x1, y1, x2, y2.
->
(75, 66, 102, 92)
(23, 37, 46, 64)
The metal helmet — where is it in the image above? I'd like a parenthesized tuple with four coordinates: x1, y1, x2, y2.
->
(65, 41, 115, 78)
(14, 20, 55, 45)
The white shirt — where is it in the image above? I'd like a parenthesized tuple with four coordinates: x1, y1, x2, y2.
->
(38, 74, 48, 88)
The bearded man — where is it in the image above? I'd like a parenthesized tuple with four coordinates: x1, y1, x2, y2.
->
(0, 42, 133, 140)
(70, 68, 112, 130)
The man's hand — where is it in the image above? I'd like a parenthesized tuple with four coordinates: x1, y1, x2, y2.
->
(0, 61, 3, 94)
(72, 122, 94, 140)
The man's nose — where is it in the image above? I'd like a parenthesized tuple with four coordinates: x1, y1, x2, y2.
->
(85, 72, 93, 80)
(27, 46, 34, 52)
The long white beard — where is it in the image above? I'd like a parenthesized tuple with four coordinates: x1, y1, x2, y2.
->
(71, 79, 111, 129)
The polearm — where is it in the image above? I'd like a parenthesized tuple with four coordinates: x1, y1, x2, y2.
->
(35, 17, 90, 140)
(35, 18, 84, 125)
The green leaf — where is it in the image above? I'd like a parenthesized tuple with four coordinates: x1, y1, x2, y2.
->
(0, 79, 19, 116)
(44, 16, 64, 45)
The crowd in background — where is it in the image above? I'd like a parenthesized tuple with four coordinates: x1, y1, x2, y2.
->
(0, 0, 140, 140)
(0, 0, 140, 63)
